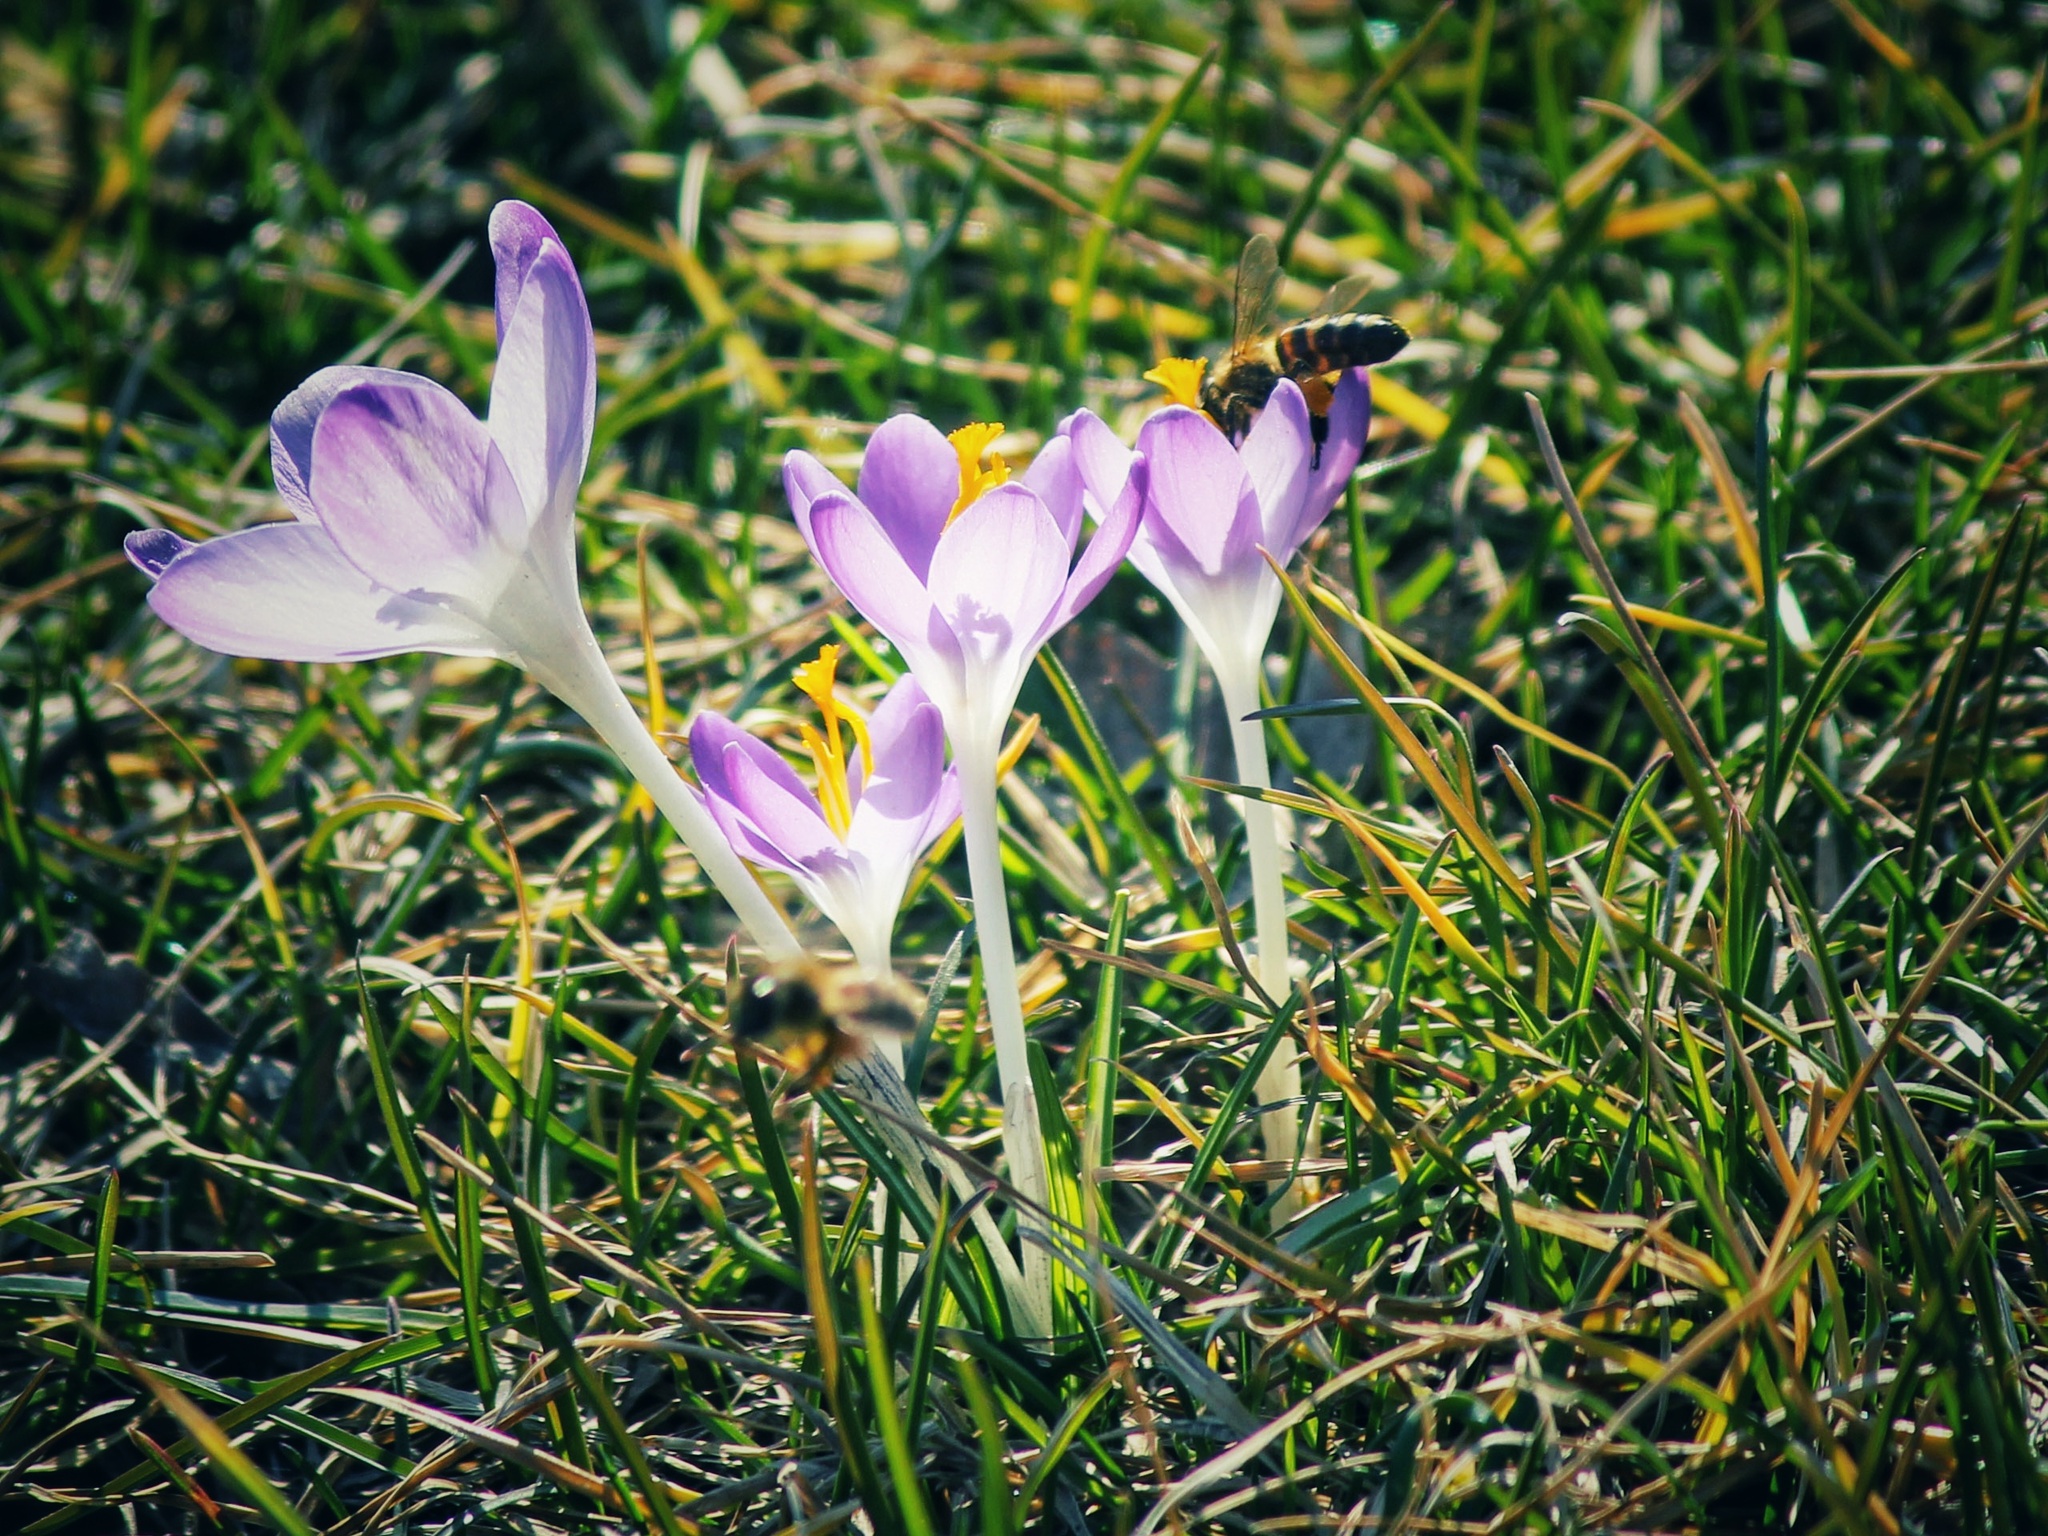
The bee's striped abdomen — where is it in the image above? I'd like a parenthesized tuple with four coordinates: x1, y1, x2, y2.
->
(1275, 314, 1409, 377)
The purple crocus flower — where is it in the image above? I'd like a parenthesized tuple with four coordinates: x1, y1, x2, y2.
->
(121, 201, 799, 961)
(781, 415, 1144, 1337)
(782, 416, 1145, 755)
(1063, 369, 1371, 704)
(691, 657, 959, 974)
(1060, 367, 1373, 1204)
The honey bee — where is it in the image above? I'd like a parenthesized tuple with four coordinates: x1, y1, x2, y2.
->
(1200, 233, 1409, 450)
(730, 960, 922, 1087)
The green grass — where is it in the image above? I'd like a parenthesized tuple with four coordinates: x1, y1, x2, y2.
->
(6, 0, 2048, 1531)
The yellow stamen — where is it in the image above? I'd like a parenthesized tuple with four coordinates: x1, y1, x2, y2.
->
(947, 421, 1010, 523)
(1144, 356, 1208, 411)
(798, 723, 854, 840)
(792, 646, 842, 715)
(792, 644, 873, 841)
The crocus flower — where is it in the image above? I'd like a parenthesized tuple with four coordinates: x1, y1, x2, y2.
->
(123, 200, 799, 963)
(1062, 365, 1375, 1201)
(1068, 365, 1372, 708)
(690, 647, 959, 976)
(783, 416, 1146, 756)
(782, 416, 1146, 1336)
(694, 647, 1031, 1317)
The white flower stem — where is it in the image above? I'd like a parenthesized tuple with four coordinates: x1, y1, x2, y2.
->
(955, 736, 1056, 1339)
(525, 620, 802, 964)
(1220, 672, 1306, 1198)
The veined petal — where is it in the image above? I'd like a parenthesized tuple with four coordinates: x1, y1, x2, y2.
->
(782, 450, 849, 543)
(1239, 378, 1312, 552)
(1045, 452, 1145, 637)
(711, 738, 849, 873)
(691, 712, 814, 819)
(270, 364, 421, 524)
(926, 482, 1068, 683)
(1063, 409, 1135, 524)
(1132, 508, 1274, 697)
(1295, 366, 1372, 554)
(311, 378, 524, 601)
(856, 413, 959, 581)
(806, 493, 963, 687)
(125, 528, 190, 578)
(487, 203, 594, 527)
(1023, 432, 1083, 550)
(129, 521, 498, 663)
(1135, 406, 1261, 577)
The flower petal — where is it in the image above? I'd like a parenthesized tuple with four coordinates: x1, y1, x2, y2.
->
(691, 711, 816, 821)
(782, 450, 849, 543)
(925, 482, 1068, 688)
(1134, 405, 1261, 577)
(855, 413, 959, 581)
(724, 743, 849, 870)
(1023, 432, 1083, 550)
(270, 364, 422, 523)
(1296, 366, 1372, 552)
(135, 521, 497, 663)
(1045, 452, 1146, 637)
(1063, 408, 1135, 524)
(854, 677, 948, 832)
(125, 528, 190, 578)
(310, 378, 523, 600)
(1238, 377, 1312, 552)
(807, 492, 963, 689)
(487, 203, 594, 526)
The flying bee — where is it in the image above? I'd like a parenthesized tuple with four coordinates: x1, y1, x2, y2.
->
(1199, 233, 1409, 452)
(730, 959, 922, 1088)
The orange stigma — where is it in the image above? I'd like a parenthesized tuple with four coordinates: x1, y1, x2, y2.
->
(792, 645, 873, 841)
(947, 422, 1010, 522)
(1144, 356, 1208, 411)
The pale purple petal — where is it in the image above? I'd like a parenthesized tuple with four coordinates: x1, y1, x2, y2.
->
(690, 713, 848, 878)
(846, 678, 958, 906)
(310, 379, 522, 599)
(1295, 367, 1372, 553)
(855, 677, 949, 829)
(918, 765, 962, 849)
(1045, 453, 1146, 636)
(690, 711, 817, 819)
(924, 483, 1068, 676)
(722, 747, 847, 870)
(1134, 406, 1261, 577)
(270, 364, 420, 523)
(807, 493, 963, 683)
(782, 450, 850, 543)
(887, 680, 963, 847)
(488, 202, 552, 346)
(1238, 378, 1312, 552)
(487, 204, 594, 524)
(855, 414, 960, 581)
(1063, 409, 1135, 524)
(135, 521, 497, 663)
(1022, 432, 1083, 550)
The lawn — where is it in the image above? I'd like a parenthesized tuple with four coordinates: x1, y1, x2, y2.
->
(4, 0, 2048, 1531)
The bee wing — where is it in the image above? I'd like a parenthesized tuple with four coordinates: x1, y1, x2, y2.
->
(1231, 234, 1281, 357)
(1315, 272, 1378, 318)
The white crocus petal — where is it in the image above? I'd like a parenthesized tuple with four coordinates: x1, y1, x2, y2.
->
(134, 522, 502, 664)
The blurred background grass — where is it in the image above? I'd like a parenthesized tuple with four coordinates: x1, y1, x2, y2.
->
(5, 0, 2048, 1531)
